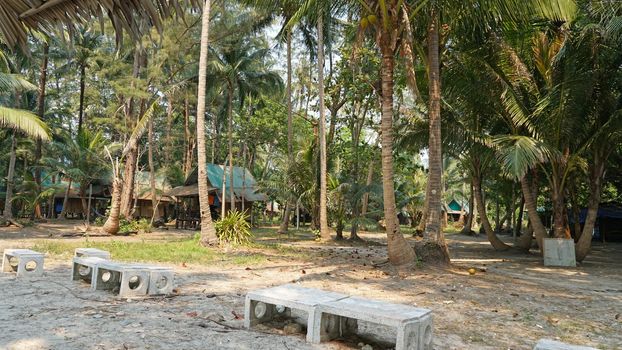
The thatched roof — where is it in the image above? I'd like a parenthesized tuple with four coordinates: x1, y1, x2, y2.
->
(0, 0, 197, 48)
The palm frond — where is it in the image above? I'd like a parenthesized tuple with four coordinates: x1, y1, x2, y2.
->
(0, 106, 50, 139)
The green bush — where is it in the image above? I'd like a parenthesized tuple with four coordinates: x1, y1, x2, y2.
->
(215, 210, 253, 245)
(119, 218, 152, 234)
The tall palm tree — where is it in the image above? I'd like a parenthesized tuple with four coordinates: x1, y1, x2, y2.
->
(196, 0, 218, 245)
(1, 65, 49, 220)
(317, 14, 330, 240)
(210, 31, 283, 213)
(244, 0, 301, 235)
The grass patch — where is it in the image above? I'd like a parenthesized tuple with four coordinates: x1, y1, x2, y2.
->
(31, 236, 302, 266)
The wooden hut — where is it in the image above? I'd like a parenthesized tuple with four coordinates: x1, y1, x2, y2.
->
(167, 164, 266, 226)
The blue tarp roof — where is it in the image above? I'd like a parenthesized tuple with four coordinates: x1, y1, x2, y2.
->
(578, 205, 622, 223)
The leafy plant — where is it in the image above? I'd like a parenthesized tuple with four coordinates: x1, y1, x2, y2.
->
(215, 210, 253, 245)
(119, 218, 152, 234)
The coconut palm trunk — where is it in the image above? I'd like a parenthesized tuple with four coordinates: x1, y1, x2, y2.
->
(227, 83, 235, 211)
(103, 176, 122, 234)
(423, 8, 443, 242)
(34, 43, 49, 219)
(278, 31, 294, 235)
(377, 16, 416, 265)
(519, 175, 547, 251)
(473, 172, 510, 250)
(3, 132, 17, 219)
(196, 0, 218, 246)
(576, 153, 606, 262)
(317, 15, 330, 240)
(460, 180, 475, 234)
(148, 115, 159, 222)
(59, 178, 72, 218)
(78, 64, 86, 132)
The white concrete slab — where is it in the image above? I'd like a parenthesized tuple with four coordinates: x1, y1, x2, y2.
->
(543, 238, 576, 267)
(534, 339, 597, 350)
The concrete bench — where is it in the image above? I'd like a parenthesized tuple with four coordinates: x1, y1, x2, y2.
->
(2, 249, 44, 277)
(71, 256, 108, 285)
(74, 248, 111, 260)
(534, 339, 597, 350)
(310, 296, 433, 350)
(244, 284, 349, 342)
(92, 261, 174, 297)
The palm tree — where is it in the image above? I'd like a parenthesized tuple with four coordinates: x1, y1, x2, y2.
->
(196, 0, 218, 246)
(0, 1, 183, 49)
(210, 30, 283, 215)
(317, 14, 330, 240)
(1, 67, 49, 220)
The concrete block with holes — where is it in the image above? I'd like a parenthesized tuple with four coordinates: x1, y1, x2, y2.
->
(71, 256, 108, 286)
(244, 284, 349, 342)
(310, 296, 433, 350)
(534, 339, 597, 350)
(124, 264, 175, 295)
(2, 249, 45, 277)
(91, 261, 151, 297)
(74, 248, 111, 260)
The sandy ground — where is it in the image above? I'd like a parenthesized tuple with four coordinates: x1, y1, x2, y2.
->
(0, 222, 621, 350)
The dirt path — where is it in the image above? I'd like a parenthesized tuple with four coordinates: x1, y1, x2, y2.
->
(0, 224, 620, 350)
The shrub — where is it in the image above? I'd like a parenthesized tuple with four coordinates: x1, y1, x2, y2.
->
(215, 210, 253, 245)
(119, 218, 152, 234)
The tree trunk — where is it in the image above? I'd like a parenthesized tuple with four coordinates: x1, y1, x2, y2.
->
(519, 175, 547, 251)
(278, 31, 294, 235)
(119, 145, 138, 218)
(460, 180, 475, 234)
(423, 9, 445, 245)
(227, 84, 235, 210)
(148, 114, 159, 222)
(165, 94, 174, 166)
(417, 179, 430, 232)
(119, 46, 144, 219)
(473, 173, 510, 250)
(568, 184, 582, 240)
(34, 43, 49, 219)
(196, 0, 218, 245)
(551, 185, 570, 238)
(361, 157, 374, 217)
(514, 195, 525, 240)
(183, 95, 195, 178)
(103, 177, 122, 234)
(377, 21, 416, 266)
(3, 132, 17, 219)
(317, 15, 330, 240)
(78, 64, 86, 132)
(576, 154, 606, 262)
(59, 178, 73, 218)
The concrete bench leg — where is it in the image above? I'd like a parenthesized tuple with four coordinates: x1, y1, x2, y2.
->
(16, 256, 44, 277)
(147, 270, 174, 295)
(311, 311, 358, 343)
(71, 260, 94, 282)
(244, 298, 292, 328)
(396, 318, 434, 350)
(92, 266, 121, 291)
(119, 270, 150, 297)
(2, 253, 14, 273)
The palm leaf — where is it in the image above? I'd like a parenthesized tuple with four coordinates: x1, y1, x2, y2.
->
(0, 106, 50, 139)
